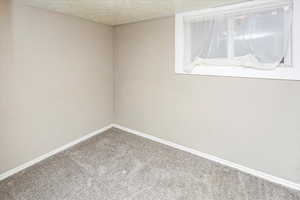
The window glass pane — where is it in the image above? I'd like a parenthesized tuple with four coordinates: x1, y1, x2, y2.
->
(180, 0, 292, 72)
(184, 16, 228, 64)
(233, 6, 291, 64)
(233, 16, 250, 57)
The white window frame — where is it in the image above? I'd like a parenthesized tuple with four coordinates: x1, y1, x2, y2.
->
(175, 0, 300, 80)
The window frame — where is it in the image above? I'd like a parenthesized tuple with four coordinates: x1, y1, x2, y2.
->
(175, 0, 298, 80)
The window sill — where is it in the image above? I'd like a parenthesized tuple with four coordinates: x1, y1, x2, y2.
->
(175, 65, 300, 81)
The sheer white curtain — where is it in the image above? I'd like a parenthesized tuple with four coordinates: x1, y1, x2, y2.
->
(183, 15, 228, 72)
(183, 1, 293, 73)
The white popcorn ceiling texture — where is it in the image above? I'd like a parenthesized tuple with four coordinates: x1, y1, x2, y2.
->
(23, 0, 246, 25)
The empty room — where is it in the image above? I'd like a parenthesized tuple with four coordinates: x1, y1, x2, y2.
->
(1, 0, 300, 199)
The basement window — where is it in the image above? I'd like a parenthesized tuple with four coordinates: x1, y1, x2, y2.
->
(175, 0, 298, 80)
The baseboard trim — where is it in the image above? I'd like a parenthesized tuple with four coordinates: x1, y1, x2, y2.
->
(112, 124, 300, 191)
(0, 124, 113, 182)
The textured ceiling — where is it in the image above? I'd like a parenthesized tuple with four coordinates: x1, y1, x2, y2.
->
(23, 0, 247, 26)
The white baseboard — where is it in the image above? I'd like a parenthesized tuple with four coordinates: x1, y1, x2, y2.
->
(0, 124, 113, 182)
(112, 124, 300, 191)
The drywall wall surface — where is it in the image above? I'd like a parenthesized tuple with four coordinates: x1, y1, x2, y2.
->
(114, 17, 300, 183)
(0, 0, 114, 174)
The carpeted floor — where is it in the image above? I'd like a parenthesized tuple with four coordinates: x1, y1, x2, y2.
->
(0, 128, 300, 200)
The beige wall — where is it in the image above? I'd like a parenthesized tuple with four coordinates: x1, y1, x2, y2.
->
(0, 1, 114, 174)
(1, 0, 300, 185)
(114, 17, 300, 183)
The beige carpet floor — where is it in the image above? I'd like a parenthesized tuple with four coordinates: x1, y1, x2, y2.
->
(0, 128, 300, 200)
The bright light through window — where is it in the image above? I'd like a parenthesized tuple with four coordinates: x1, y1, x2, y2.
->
(175, 0, 298, 80)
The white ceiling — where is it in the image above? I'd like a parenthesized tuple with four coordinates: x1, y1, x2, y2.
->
(24, 0, 246, 26)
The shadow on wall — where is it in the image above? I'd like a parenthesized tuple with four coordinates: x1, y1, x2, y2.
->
(0, 0, 114, 174)
(0, 0, 15, 174)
